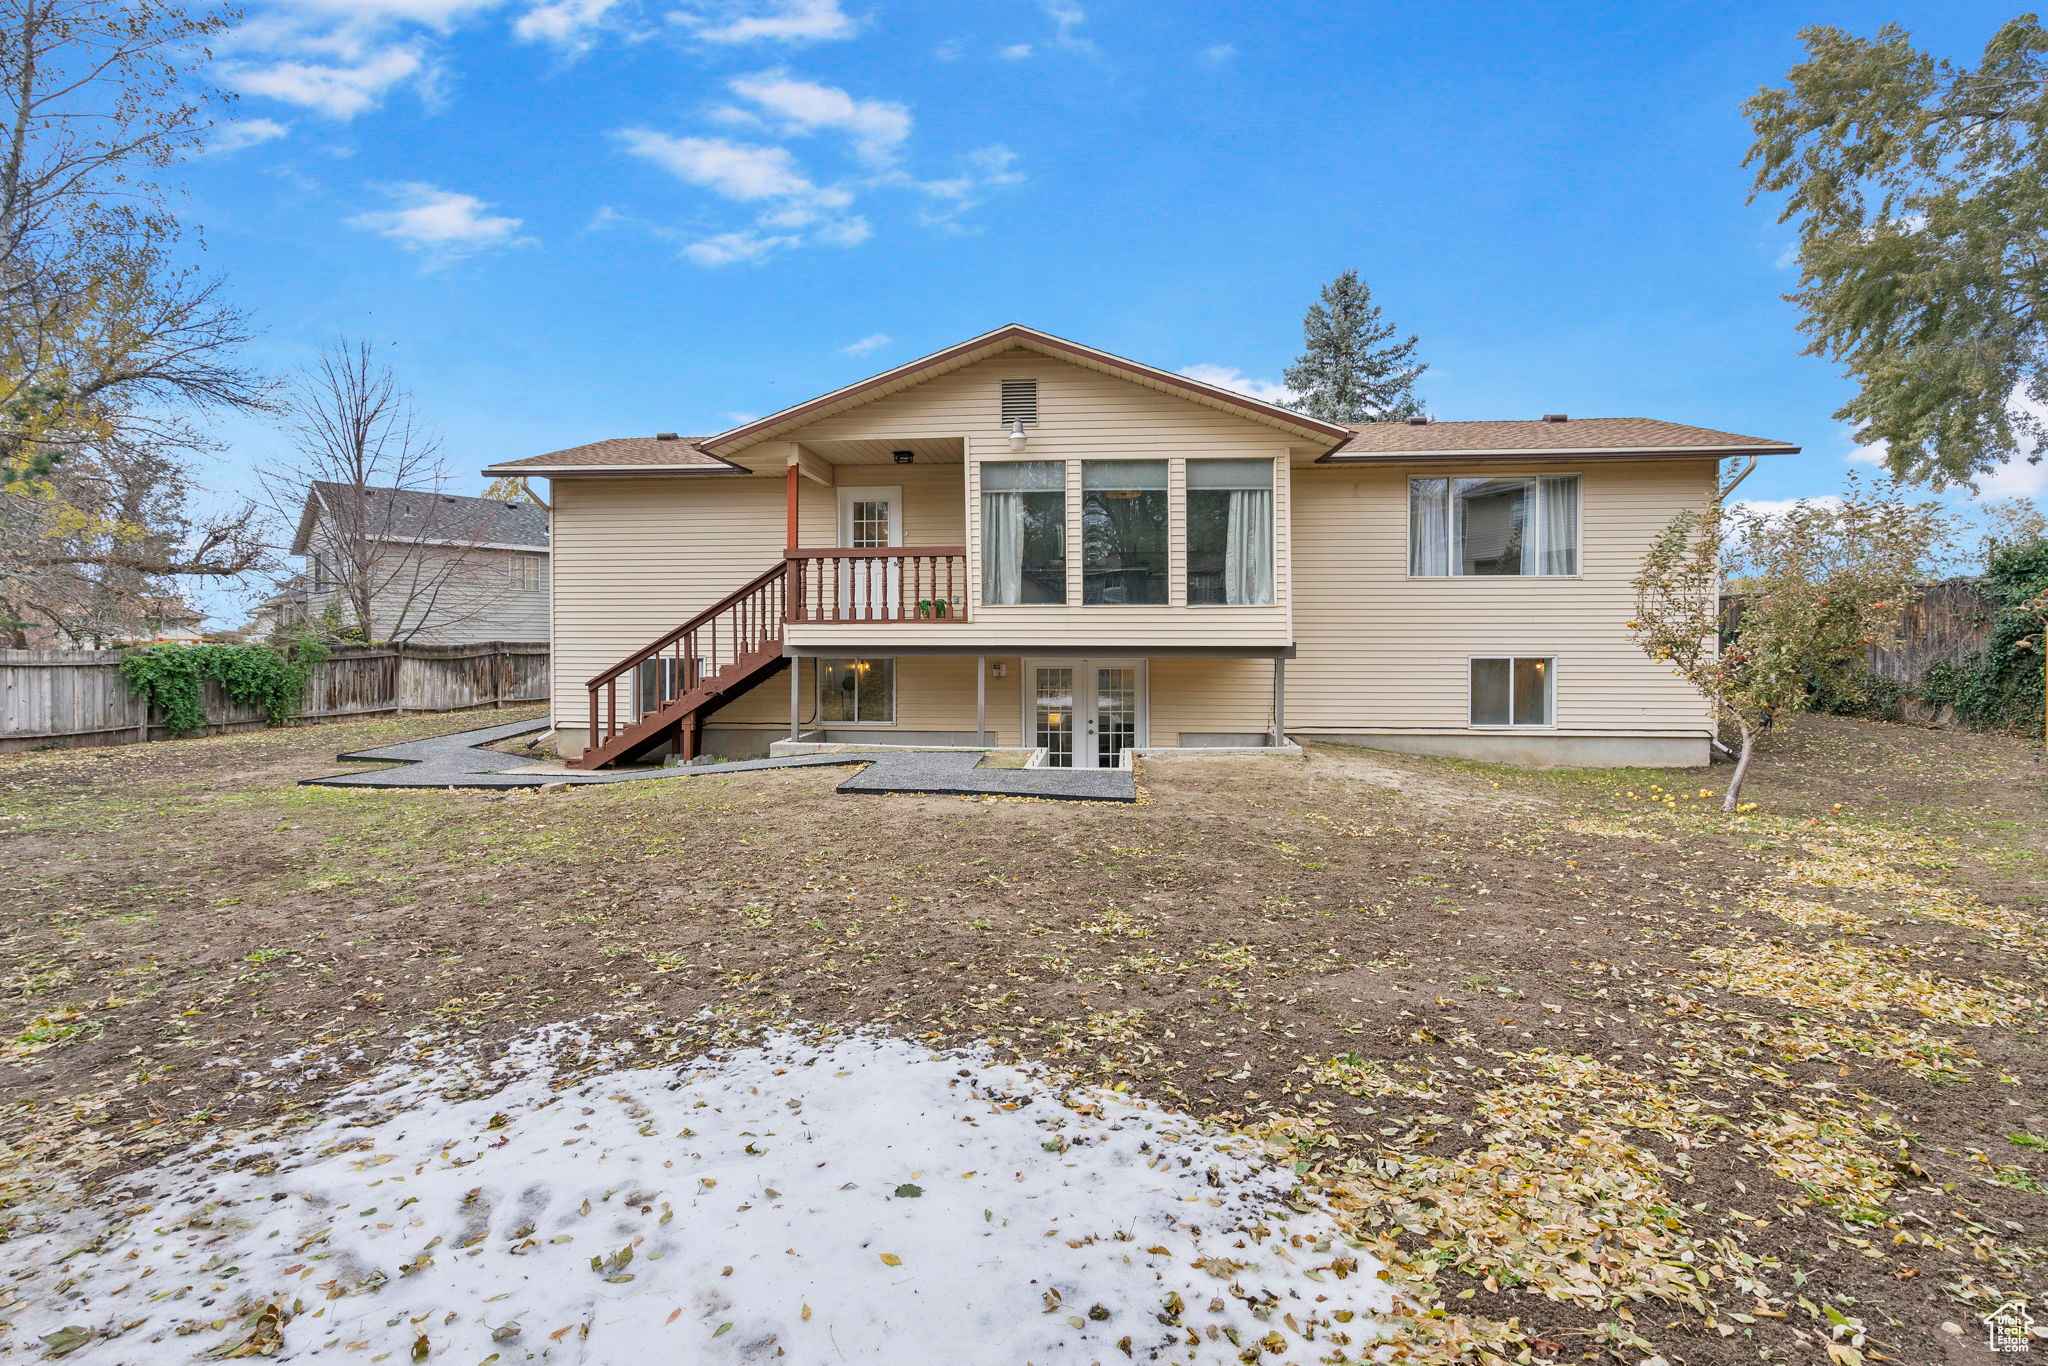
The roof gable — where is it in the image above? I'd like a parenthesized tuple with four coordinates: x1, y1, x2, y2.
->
(700, 325, 1353, 456)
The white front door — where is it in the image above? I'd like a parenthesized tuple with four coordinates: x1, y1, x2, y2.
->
(836, 486, 902, 620)
(1025, 659, 1146, 768)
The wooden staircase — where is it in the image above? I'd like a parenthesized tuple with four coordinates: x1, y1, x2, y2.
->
(568, 561, 790, 769)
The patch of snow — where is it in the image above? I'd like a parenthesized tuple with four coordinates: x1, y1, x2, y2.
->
(1, 1027, 1394, 1362)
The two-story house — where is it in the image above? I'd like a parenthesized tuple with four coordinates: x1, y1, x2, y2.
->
(286, 483, 551, 646)
(482, 325, 1797, 771)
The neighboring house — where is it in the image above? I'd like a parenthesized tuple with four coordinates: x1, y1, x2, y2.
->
(482, 325, 1797, 770)
(286, 483, 550, 645)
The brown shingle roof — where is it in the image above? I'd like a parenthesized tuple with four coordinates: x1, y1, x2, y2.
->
(1323, 417, 1798, 460)
(482, 437, 741, 475)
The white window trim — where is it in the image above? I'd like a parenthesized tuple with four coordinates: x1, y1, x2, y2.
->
(816, 656, 897, 727)
(1467, 655, 1556, 729)
(1408, 473, 1584, 581)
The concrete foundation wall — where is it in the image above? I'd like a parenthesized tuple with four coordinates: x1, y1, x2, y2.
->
(1307, 732, 1711, 769)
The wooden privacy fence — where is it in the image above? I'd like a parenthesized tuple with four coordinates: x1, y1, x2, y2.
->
(1721, 579, 1993, 683)
(0, 642, 549, 753)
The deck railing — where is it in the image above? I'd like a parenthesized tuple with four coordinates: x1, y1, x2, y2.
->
(785, 546, 969, 624)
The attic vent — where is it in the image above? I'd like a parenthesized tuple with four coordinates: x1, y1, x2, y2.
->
(655, 432, 680, 441)
(1404, 415, 1430, 426)
(1542, 413, 1568, 423)
(1000, 379, 1038, 427)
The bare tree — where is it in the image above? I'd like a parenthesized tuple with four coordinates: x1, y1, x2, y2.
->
(264, 339, 518, 645)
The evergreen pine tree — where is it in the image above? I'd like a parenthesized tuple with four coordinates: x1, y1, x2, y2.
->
(1282, 271, 1427, 423)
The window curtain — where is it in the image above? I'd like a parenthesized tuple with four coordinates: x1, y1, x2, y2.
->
(981, 461, 1060, 605)
(1539, 475, 1579, 575)
(1409, 478, 1449, 575)
(983, 490, 1025, 604)
(1223, 489, 1274, 604)
(1188, 459, 1274, 604)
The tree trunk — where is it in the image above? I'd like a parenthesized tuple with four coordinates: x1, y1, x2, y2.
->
(1722, 715, 1755, 812)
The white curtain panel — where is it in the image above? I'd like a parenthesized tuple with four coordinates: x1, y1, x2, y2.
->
(1409, 478, 1449, 575)
(982, 492, 1026, 604)
(1224, 488, 1274, 604)
(1540, 475, 1580, 575)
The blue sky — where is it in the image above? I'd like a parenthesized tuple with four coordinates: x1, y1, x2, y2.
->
(181, 0, 2041, 617)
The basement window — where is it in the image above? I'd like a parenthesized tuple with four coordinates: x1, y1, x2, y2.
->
(820, 657, 895, 724)
(1000, 378, 1038, 427)
(1470, 657, 1553, 727)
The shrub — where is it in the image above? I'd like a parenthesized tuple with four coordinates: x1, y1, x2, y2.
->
(119, 638, 330, 736)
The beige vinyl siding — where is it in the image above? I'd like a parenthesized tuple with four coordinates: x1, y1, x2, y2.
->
(549, 475, 784, 728)
(1146, 657, 1272, 742)
(1286, 459, 1717, 738)
(784, 352, 1294, 651)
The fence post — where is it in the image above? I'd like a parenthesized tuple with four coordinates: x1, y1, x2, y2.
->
(392, 643, 406, 717)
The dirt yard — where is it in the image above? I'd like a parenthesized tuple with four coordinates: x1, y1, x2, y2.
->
(1, 709, 2043, 1364)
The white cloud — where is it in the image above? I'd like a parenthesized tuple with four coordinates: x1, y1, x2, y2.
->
(811, 214, 870, 246)
(726, 70, 911, 164)
(674, 0, 855, 43)
(619, 70, 1020, 265)
(1037, 0, 1093, 52)
(616, 131, 840, 204)
(224, 45, 425, 118)
(1201, 42, 1235, 62)
(1980, 454, 2048, 498)
(682, 229, 800, 265)
(1730, 494, 1846, 521)
(998, 43, 1033, 59)
(346, 182, 527, 264)
(513, 0, 619, 49)
(204, 118, 292, 153)
(1178, 363, 1297, 406)
(841, 333, 891, 355)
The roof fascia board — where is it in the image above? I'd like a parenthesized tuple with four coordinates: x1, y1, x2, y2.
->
(479, 463, 753, 477)
(1317, 444, 1801, 464)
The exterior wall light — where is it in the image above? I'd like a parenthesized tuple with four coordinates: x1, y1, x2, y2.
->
(892, 450, 914, 464)
(1008, 419, 1028, 452)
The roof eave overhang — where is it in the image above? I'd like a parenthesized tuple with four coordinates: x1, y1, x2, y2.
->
(1315, 443, 1802, 464)
(698, 324, 1352, 456)
(478, 460, 744, 477)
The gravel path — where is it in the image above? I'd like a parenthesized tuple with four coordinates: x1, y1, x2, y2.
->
(303, 719, 1137, 801)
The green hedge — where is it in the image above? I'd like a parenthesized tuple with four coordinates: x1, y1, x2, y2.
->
(118, 639, 331, 737)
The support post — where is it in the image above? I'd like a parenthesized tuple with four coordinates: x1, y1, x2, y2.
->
(1272, 658, 1286, 748)
(976, 654, 987, 747)
(785, 465, 799, 550)
(789, 657, 801, 742)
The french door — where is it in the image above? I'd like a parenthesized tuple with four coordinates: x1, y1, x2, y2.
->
(1026, 659, 1146, 768)
(836, 486, 902, 620)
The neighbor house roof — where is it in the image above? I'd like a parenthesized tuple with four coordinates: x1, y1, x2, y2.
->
(1320, 416, 1799, 461)
(291, 483, 550, 556)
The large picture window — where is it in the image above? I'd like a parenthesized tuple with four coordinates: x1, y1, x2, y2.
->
(1081, 461, 1168, 605)
(1186, 458, 1274, 605)
(1470, 657, 1553, 727)
(1410, 475, 1579, 576)
(980, 461, 1066, 605)
(819, 657, 894, 724)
